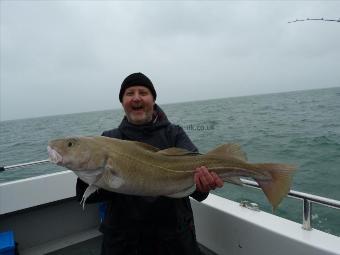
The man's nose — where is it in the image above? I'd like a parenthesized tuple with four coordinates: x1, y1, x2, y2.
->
(131, 93, 141, 101)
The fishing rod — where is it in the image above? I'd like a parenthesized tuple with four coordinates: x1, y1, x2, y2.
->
(0, 159, 50, 172)
(288, 17, 340, 23)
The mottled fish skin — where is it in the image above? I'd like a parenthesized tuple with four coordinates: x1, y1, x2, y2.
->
(47, 136, 295, 210)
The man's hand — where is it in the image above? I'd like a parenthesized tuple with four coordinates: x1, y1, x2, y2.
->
(194, 166, 224, 193)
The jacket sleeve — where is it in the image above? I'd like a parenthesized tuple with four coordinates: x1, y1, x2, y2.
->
(173, 125, 209, 202)
(75, 130, 120, 203)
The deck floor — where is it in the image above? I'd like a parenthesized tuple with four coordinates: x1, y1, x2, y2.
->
(47, 236, 102, 255)
(47, 236, 216, 255)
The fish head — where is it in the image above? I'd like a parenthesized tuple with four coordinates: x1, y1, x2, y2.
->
(47, 136, 105, 172)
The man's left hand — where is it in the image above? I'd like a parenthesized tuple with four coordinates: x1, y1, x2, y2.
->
(194, 166, 224, 193)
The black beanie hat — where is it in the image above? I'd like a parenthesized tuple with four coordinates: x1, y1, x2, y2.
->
(119, 72, 157, 102)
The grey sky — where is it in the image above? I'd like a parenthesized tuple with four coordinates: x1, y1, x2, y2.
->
(1, 1, 339, 121)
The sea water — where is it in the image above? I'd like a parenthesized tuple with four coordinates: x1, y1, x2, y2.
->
(1, 87, 339, 236)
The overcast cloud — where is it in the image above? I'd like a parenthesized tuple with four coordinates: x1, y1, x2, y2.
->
(1, 1, 339, 121)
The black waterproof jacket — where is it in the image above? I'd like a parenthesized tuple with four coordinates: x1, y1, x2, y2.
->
(76, 105, 208, 254)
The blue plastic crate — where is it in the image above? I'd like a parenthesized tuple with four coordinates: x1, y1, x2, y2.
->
(0, 231, 15, 255)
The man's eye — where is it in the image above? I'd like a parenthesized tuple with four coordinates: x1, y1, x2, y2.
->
(140, 91, 149, 96)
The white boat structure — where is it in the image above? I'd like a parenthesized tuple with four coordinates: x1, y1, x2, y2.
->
(0, 161, 340, 255)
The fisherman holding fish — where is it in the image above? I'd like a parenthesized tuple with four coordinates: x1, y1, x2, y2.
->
(48, 73, 295, 254)
(76, 73, 224, 255)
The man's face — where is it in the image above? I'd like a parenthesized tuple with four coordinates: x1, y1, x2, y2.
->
(122, 86, 155, 125)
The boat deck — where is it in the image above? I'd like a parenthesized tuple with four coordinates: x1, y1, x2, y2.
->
(47, 236, 101, 255)
(47, 235, 216, 255)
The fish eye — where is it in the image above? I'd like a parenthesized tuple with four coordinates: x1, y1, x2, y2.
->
(68, 142, 73, 147)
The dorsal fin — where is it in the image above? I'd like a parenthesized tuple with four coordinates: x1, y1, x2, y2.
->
(157, 147, 200, 156)
(206, 143, 247, 161)
(131, 141, 160, 152)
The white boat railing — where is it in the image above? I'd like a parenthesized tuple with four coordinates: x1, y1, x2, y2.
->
(241, 179, 340, 230)
(0, 159, 50, 171)
(1, 160, 340, 231)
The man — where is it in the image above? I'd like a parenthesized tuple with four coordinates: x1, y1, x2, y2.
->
(76, 72, 223, 255)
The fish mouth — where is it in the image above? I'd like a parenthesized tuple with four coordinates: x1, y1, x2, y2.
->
(47, 146, 63, 164)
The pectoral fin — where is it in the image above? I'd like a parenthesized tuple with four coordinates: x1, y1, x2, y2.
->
(104, 160, 125, 189)
(106, 173, 125, 189)
(166, 185, 196, 198)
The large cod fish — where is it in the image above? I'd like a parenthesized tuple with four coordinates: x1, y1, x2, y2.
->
(47, 136, 295, 210)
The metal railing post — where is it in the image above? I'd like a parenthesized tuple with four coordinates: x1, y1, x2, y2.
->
(302, 199, 312, 230)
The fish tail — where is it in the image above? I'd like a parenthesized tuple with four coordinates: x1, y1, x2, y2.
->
(253, 163, 295, 211)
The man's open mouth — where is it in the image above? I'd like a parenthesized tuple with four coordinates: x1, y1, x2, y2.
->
(131, 105, 144, 111)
